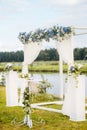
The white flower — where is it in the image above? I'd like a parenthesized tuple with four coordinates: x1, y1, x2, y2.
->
(58, 37, 62, 42)
(28, 38, 32, 42)
(18, 26, 73, 44)
(78, 64, 83, 69)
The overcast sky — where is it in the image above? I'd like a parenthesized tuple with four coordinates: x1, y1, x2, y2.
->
(0, 0, 87, 51)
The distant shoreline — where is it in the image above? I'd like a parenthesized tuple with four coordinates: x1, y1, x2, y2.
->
(0, 61, 87, 73)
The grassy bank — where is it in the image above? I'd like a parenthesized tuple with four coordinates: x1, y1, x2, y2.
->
(0, 86, 87, 130)
(0, 61, 87, 73)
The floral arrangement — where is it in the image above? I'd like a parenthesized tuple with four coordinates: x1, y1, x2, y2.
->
(22, 87, 31, 115)
(22, 87, 32, 128)
(69, 64, 83, 76)
(68, 64, 83, 87)
(18, 25, 74, 44)
(19, 74, 29, 78)
(5, 63, 12, 71)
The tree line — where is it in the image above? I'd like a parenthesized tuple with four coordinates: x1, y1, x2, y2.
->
(0, 48, 86, 62)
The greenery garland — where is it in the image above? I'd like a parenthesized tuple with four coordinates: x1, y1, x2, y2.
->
(18, 25, 74, 44)
(22, 87, 31, 115)
(19, 74, 29, 79)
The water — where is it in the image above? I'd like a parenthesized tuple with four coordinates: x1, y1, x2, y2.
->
(32, 73, 87, 97)
(1, 72, 87, 97)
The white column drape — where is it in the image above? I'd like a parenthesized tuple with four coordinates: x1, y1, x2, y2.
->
(6, 71, 18, 106)
(56, 37, 75, 116)
(56, 37, 74, 65)
(59, 55, 63, 99)
(20, 42, 42, 105)
(56, 37, 74, 100)
(56, 36, 74, 100)
(24, 42, 42, 65)
(62, 75, 85, 121)
(22, 42, 42, 74)
(56, 37, 74, 116)
(70, 75, 85, 121)
(62, 75, 75, 116)
(56, 37, 85, 121)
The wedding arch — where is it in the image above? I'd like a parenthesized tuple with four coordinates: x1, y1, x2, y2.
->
(18, 25, 74, 99)
(5, 25, 86, 128)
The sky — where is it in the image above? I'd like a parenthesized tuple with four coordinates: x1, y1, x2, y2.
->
(0, 0, 87, 51)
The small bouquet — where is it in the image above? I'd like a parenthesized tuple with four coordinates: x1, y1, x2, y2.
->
(68, 64, 83, 87)
(69, 64, 83, 76)
(19, 74, 29, 79)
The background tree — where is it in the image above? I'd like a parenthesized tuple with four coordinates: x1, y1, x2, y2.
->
(0, 48, 86, 62)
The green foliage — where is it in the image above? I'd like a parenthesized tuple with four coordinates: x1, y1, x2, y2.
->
(0, 48, 86, 62)
(30, 93, 58, 103)
(0, 61, 87, 73)
(38, 74, 52, 93)
(0, 73, 5, 86)
(19, 26, 73, 43)
(36, 49, 59, 61)
(29, 64, 59, 72)
(0, 51, 24, 62)
(74, 48, 87, 60)
(19, 73, 29, 78)
(68, 64, 84, 87)
(22, 87, 31, 115)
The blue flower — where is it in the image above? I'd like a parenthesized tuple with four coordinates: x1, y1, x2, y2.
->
(70, 66, 75, 72)
(63, 27, 68, 33)
(18, 25, 73, 43)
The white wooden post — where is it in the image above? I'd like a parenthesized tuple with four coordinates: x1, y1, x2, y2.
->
(59, 55, 63, 100)
(22, 44, 28, 74)
(22, 62, 28, 74)
(19, 44, 29, 106)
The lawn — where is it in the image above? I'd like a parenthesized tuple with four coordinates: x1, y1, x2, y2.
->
(0, 86, 87, 130)
(0, 61, 87, 73)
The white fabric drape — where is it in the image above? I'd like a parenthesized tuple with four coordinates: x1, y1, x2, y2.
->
(56, 37, 86, 121)
(6, 71, 18, 106)
(21, 42, 42, 104)
(18, 78, 28, 106)
(22, 42, 42, 74)
(62, 75, 76, 116)
(56, 36, 74, 101)
(70, 75, 85, 121)
(56, 37, 74, 100)
(24, 42, 42, 64)
(62, 75, 85, 121)
(56, 37, 74, 65)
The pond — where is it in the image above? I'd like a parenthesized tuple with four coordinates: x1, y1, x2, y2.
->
(32, 73, 87, 97)
(0, 72, 87, 97)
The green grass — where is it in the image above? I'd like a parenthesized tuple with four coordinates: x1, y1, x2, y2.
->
(30, 93, 58, 103)
(0, 87, 87, 130)
(42, 104, 63, 110)
(0, 61, 87, 73)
